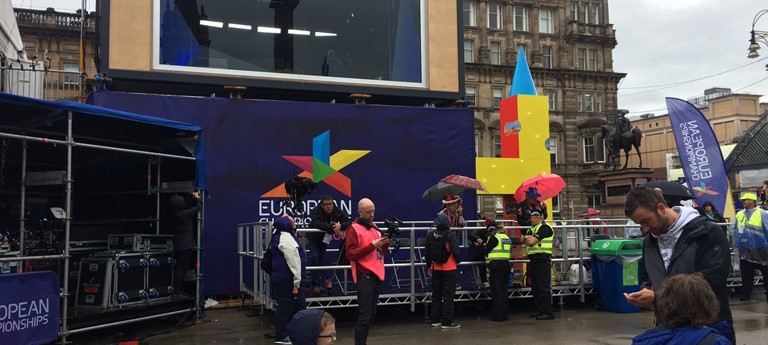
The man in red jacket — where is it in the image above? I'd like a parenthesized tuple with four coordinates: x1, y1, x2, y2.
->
(346, 198, 390, 345)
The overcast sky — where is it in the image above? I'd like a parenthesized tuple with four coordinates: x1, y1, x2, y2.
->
(12, 0, 768, 117)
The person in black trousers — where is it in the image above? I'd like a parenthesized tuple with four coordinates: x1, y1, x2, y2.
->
(482, 225, 512, 322)
(168, 191, 201, 298)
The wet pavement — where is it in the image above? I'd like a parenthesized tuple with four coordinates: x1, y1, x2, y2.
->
(67, 290, 768, 345)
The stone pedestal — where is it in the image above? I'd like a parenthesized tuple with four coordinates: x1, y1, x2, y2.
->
(598, 168, 654, 217)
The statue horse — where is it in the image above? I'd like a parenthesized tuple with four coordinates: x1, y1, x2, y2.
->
(601, 124, 643, 170)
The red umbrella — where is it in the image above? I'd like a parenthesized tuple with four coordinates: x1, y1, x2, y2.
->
(579, 208, 601, 217)
(440, 174, 487, 192)
(514, 173, 566, 203)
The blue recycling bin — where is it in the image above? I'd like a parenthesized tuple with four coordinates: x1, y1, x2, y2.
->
(590, 239, 643, 313)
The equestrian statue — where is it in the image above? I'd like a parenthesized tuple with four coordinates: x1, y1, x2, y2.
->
(600, 111, 643, 170)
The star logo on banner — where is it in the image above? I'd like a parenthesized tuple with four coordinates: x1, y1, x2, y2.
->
(262, 130, 370, 198)
(692, 182, 719, 197)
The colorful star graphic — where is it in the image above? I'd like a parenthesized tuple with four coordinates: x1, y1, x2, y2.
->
(692, 182, 719, 197)
(262, 130, 370, 198)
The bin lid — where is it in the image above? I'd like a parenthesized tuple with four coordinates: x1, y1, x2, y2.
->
(591, 239, 643, 255)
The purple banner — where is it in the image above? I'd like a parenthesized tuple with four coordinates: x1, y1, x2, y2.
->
(666, 97, 729, 213)
(0, 272, 60, 345)
(90, 91, 475, 295)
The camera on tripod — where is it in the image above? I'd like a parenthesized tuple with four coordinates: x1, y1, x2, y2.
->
(282, 175, 317, 214)
(382, 217, 402, 239)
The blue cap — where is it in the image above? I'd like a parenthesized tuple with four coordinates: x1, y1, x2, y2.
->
(434, 214, 451, 230)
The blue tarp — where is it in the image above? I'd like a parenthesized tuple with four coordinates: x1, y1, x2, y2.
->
(0, 91, 207, 189)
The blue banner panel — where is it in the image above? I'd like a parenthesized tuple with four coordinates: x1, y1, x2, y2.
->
(90, 91, 475, 295)
(0, 272, 60, 345)
(666, 98, 729, 214)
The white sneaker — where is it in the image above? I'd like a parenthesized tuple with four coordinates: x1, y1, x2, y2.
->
(275, 337, 292, 344)
(431, 322, 441, 327)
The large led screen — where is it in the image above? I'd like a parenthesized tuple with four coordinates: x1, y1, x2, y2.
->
(153, 0, 426, 87)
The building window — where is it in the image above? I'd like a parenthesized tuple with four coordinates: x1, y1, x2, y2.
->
(542, 46, 553, 69)
(490, 42, 501, 65)
(513, 6, 528, 31)
(463, 1, 476, 27)
(464, 40, 474, 63)
(578, 48, 586, 70)
(588, 194, 603, 208)
(550, 135, 558, 165)
(466, 86, 476, 105)
(493, 132, 502, 157)
(588, 49, 597, 71)
(546, 90, 556, 111)
(596, 94, 602, 112)
(475, 132, 480, 157)
(63, 62, 80, 86)
(539, 8, 554, 34)
(488, 4, 503, 29)
(591, 4, 600, 25)
(551, 195, 560, 213)
(570, 2, 578, 21)
(577, 94, 583, 112)
(596, 137, 606, 163)
(585, 93, 593, 112)
(580, 3, 588, 23)
(583, 137, 596, 163)
(492, 87, 504, 108)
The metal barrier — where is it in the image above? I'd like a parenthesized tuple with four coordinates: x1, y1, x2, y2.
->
(1, 65, 83, 100)
(239, 218, 764, 315)
(237, 220, 614, 314)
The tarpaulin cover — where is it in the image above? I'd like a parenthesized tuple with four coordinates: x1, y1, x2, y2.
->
(89, 91, 475, 295)
(0, 91, 207, 189)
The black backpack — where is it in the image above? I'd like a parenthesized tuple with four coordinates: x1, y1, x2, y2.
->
(427, 231, 452, 263)
(260, 247, 273, 274)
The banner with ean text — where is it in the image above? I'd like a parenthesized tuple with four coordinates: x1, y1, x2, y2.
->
(0, 272, 60, 345)
(666, 97, 729, 214)
(90, 91, 475, 295)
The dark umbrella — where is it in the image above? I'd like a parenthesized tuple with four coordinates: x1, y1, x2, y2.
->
(421, 182, 468, 202)
(440, 174, 488, 192)
(579, 208, 600, 217)
(642, 180, 695, 200)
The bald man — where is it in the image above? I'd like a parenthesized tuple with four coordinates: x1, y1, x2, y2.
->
(345, 198, 391, 345)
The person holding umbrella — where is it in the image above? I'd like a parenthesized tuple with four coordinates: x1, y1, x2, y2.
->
(439, 194, 465, 228)
(516, 188, 548, 227)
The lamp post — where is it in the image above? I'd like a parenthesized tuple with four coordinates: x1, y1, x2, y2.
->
(747, 9, 768, 59)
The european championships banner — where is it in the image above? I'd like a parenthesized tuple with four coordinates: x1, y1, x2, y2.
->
(0, 272, 60, 345)
(90, 91, 475, 295)
(666, 97, 729, 214)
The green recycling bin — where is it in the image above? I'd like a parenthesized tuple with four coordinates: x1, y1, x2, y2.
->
(590, 239, 643, 313)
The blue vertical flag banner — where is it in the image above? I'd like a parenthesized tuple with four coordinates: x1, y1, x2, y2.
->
(0, 272, 60, 345)
(666, 97, 729, 213)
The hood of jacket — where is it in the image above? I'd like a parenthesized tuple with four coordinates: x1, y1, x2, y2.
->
(273, 216, 294, 234)
(632, 325, 722, 345)
(169, 195, 187, 211)
(287, 309, 324, 345)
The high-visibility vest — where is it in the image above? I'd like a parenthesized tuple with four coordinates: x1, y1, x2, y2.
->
(525, 223, 553, 256)
(486, 233, 511, 263)
(735, 209, 764, 238)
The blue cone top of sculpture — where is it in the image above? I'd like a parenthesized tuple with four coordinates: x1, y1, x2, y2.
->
(510, 47, 537, 96)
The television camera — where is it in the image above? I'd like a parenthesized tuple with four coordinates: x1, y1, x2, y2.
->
(282, 175, 317, 214)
